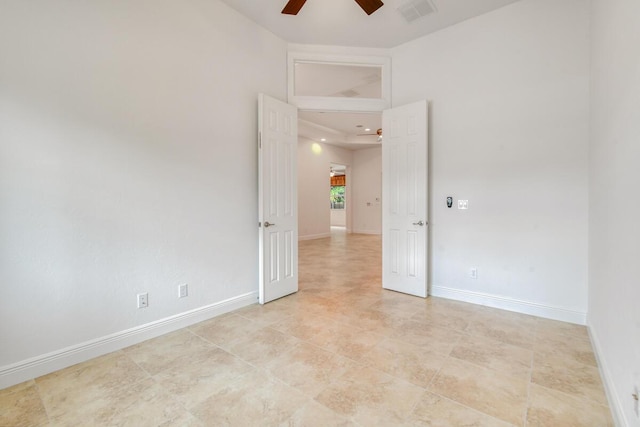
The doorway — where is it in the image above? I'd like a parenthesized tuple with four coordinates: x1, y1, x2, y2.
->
(258, 95, 429, 302)
(330, 163, 347, 232)
(296, 111, 383, 295)
(260, 51, 427, 301)
(297, 111, 383, 240)
(294, 103, 430, 298)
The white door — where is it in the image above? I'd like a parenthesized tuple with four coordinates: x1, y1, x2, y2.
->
(382, 100, 429, 297)
(258, 94, 298, 304)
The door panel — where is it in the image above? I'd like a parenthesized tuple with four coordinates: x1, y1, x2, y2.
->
(382, 100, 429, 298)
(259, 94, 298, 304)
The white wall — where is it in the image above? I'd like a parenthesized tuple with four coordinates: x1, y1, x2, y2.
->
(0, 0, 287, 387)
(391, 0, 590, 322)
(330, 209, 346, 227)
(297, 138, 352, 239)
(351, 147, 382, 234)
(589, 0, 640, 425)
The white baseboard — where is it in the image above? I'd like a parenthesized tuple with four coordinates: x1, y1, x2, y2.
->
(0, 291, 258, 390)
(351, 229, 382, 235)
(430, 286, 587, 325)
(588, 325, 627, 427)
(298, 232, 331, 241)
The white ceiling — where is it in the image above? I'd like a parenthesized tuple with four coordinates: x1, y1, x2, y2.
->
(220, 0, 523, 48)
(298, 111, 382, 150)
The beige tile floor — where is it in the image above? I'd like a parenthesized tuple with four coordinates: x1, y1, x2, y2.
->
(1, 232, 614, 426)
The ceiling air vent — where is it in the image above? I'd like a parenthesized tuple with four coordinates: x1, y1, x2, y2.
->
(397, 0, 437, 23)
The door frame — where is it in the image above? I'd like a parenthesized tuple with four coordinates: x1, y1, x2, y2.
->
(288, 50, 390, 237)
(283, 51, 430, 298)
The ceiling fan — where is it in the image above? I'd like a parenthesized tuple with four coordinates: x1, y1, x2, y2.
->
(357, 128, 383, 142)
(282, 0, 384, 16)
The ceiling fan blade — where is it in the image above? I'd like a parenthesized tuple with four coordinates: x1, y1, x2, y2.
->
(281, 0, 307, 15)
(354, 0, 384, 15)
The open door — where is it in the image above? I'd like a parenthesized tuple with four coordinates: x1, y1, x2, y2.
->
(258, 94, 298, 304)
(382, 100, 429, 297)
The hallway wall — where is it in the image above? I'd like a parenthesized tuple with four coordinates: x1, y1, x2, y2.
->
(351, 147, 382, 235)
(297, 138, 352, 240)
(298, 140, 383, 239)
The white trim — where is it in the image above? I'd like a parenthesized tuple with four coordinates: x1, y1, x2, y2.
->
(430, 285, 587, 325)
(352, 229, 382, 235)
(298, 232, 331, 241)
(293, 96, 388, 113)
(588, 325, 627, 427)
(0, 291, 258, 389)
(287, 43, 390, 57)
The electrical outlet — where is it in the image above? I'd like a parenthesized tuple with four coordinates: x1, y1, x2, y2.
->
(470, 268, 478, 279)
(458, 199, 469, 210)
(137, 293, 148, 308)
(178, 283, 188, 298)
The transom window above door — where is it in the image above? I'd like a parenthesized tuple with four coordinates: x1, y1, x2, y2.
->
(295, 63, 382, 99)
(288, 51, 391, 112)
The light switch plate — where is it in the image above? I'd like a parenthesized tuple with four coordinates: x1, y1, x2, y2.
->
(458, 200, 469, 210)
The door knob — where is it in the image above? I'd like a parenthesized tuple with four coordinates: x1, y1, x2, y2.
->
(264, 221, 276, 228)
(413, 220, 425, 226)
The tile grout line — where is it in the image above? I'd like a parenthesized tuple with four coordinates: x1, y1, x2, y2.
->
(32, 380, 53, 426)
(523, 327, 536, 427)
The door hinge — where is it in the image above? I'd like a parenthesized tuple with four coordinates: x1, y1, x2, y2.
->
(258, 132, 262, 149)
